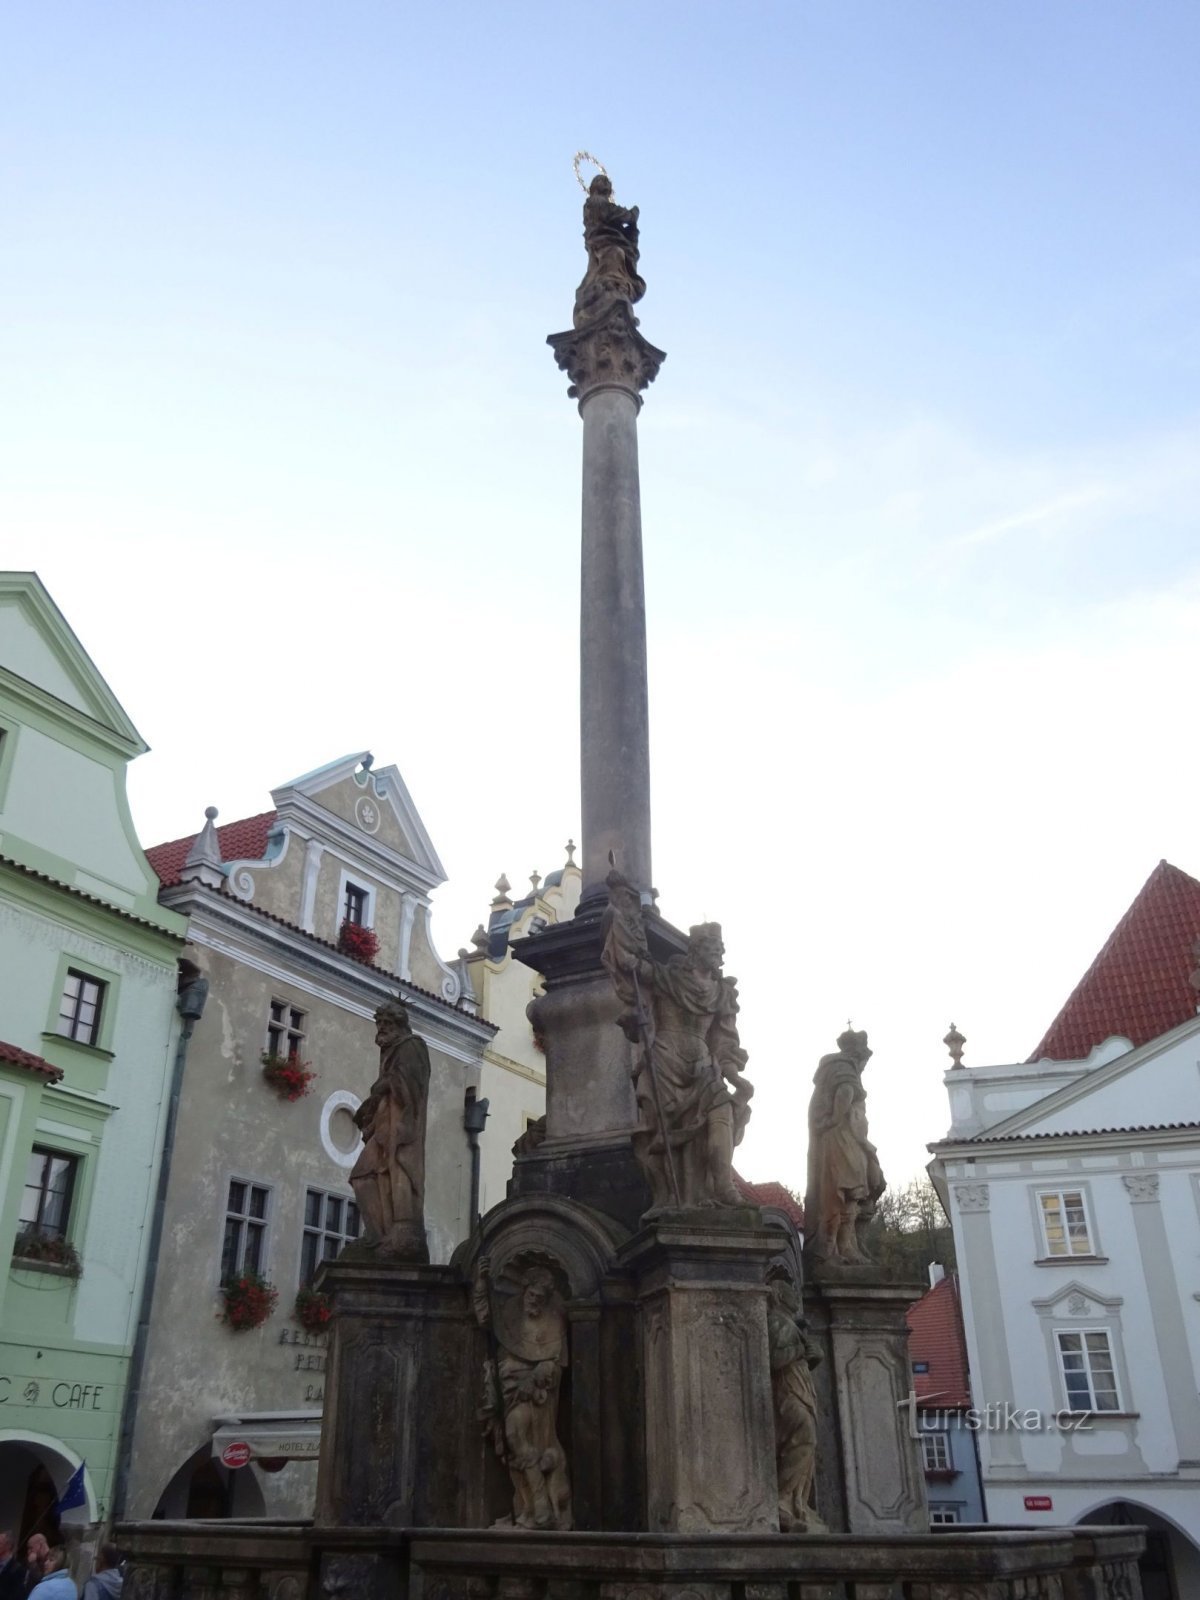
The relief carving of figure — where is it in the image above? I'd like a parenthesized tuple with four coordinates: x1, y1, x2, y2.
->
(766, 1273, 825, 1532)
(573, 173, 646, 327)
(349, 1000, 430, 1254)
(804, 1029, 885, 1266)
(602, 868, 753, 1212)
(473, 1255, 572, 1530)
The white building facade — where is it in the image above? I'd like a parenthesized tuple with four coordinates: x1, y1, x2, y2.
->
(930, 1022, 1200, 1593)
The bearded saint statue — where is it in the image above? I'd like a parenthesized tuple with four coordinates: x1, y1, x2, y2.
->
(349, 999, 430, 1257)
(474, 1255, 572, 1530)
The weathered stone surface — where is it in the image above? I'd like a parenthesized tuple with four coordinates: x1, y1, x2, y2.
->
(602, 870, 753, 1214)
(348, 1000, 431, 1260)
(312, 1257, 482, 1528)
(766, 1270, 823, 1531)
(620, 1214, 783, 1533)
(803, 1270, 927, 1535)
(804, 1029, 886, 1268)
(474, 1254, 573, 1530)
(115, 1522, 1147, 1600)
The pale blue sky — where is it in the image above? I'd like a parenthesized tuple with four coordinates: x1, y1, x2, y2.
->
(4, 3, 1199, 1189)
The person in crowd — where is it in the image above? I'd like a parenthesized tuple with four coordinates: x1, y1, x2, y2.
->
(0, 1534, 26, 1600)
(22, 1539, 50, 1598)
(27, 1548, 74, 1600)
(80, 1548, 121, 1600)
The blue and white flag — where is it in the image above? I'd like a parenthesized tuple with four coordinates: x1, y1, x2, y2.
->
(54, 1462, 87, 1513)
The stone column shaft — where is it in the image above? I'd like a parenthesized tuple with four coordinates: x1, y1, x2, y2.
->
(579, 386, 653, 901)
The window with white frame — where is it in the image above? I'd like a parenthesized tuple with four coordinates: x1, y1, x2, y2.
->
(300, 1188, 360, 1286)
(57, 969, 106, 1046)
(221, 1179, 270, 1284)
(921, 1429, 951, 1472)
(1055, 1328, 1121, 1412)
(1038, 1189, 1093, 1257)
(929, 1506, 960, 1525)
(266, 1000, 306, 1061)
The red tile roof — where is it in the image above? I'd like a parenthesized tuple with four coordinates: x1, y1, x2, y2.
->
(906, 1273, 971, 1409)
(734, 1173, 804, 1226)
(145, 811, 277, 887)
(0, 1040, 63, 1081)
(1029, 860, 1200, 1062)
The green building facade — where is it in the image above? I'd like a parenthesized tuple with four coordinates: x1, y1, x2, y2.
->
(0, 573, 186, 1541)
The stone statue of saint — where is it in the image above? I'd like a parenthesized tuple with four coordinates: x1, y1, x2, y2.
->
(473, 1255, 572, 1530)
(804, 1028, 886, 1266)
(602, 869, 753, 1212)
(573, 173, 646, 328)
(766, 1273, 825, 1533)
(349, 1000, 430, 1255)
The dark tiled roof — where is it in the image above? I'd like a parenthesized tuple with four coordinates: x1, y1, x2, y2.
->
(907, 1274, 971, 1408)
(0, 853, 184, 940)
(0, 1039, 63, 1081)
(145, 811, 278, 887)
(1030, 860, 1200, 1062)
(734, 1173, 804, 1226)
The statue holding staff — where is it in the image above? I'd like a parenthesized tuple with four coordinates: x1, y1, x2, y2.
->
(601, 868, 753, 1212)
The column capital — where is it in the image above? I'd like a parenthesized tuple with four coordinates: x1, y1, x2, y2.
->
(547, 299, 666, 408)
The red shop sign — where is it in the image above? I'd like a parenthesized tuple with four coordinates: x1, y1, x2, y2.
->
(220, 1441, 252, 1470)
(1024, 1495, 1053, 1512)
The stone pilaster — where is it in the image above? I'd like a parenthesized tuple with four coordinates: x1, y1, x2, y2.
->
(803, 1269, 927, 1535)
(618, 1213, 781, 1533)
(313, 1257, 480, 1529)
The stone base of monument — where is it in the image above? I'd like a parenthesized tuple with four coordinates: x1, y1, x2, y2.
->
(116, 1521, 1147, 1600)
(803, 1265, 928, 1535)
(313, 1256, 484, 1528)
(619, 1210, 780, 1533)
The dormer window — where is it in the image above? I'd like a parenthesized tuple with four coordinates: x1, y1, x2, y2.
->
(343, 883, 368, 927)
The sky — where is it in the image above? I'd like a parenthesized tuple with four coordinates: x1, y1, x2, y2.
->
(3, 2, 1199, 1195)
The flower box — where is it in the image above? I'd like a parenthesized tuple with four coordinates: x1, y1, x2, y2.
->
(338, 919, 380, 964)
(12, 1229, 82, 1277)
(294, 1286, 332, 1332)
(261, 1051, 316, 1101)
(221, 1270, 278, 1330)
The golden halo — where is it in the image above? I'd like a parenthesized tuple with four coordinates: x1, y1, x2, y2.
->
(573, 151, 609, 195)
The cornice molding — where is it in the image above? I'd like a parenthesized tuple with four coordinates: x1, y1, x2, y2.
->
(168, 889, 492, 1058)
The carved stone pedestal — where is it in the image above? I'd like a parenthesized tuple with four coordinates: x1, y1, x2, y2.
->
(802, 1268, 926, 1534)
(619, 1212, 783, 1533)
(313, 1257, 479, 1528)
(512, 906, 688, 1232)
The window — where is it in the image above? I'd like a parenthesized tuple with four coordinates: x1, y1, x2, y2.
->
(343, 883, 368, 926)
(930, 1507, 960, 1525)
(1055, 1328, 1121, 1412)
(1039, 1190, 1093, 1257)
(266, 1000, 306, 1061)
(57, 969, 105, 1046)
(20, 1148, 78, 1240)
(921, 1430, 951, 1472)
(300, 1189, 360, 1286)
(221, 1179, 270, 1284)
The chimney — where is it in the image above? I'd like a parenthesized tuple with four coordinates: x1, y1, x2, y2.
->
(928, 1262, 946, 1289)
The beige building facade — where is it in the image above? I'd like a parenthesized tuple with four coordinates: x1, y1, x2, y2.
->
(122, 752, 495, 1520)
